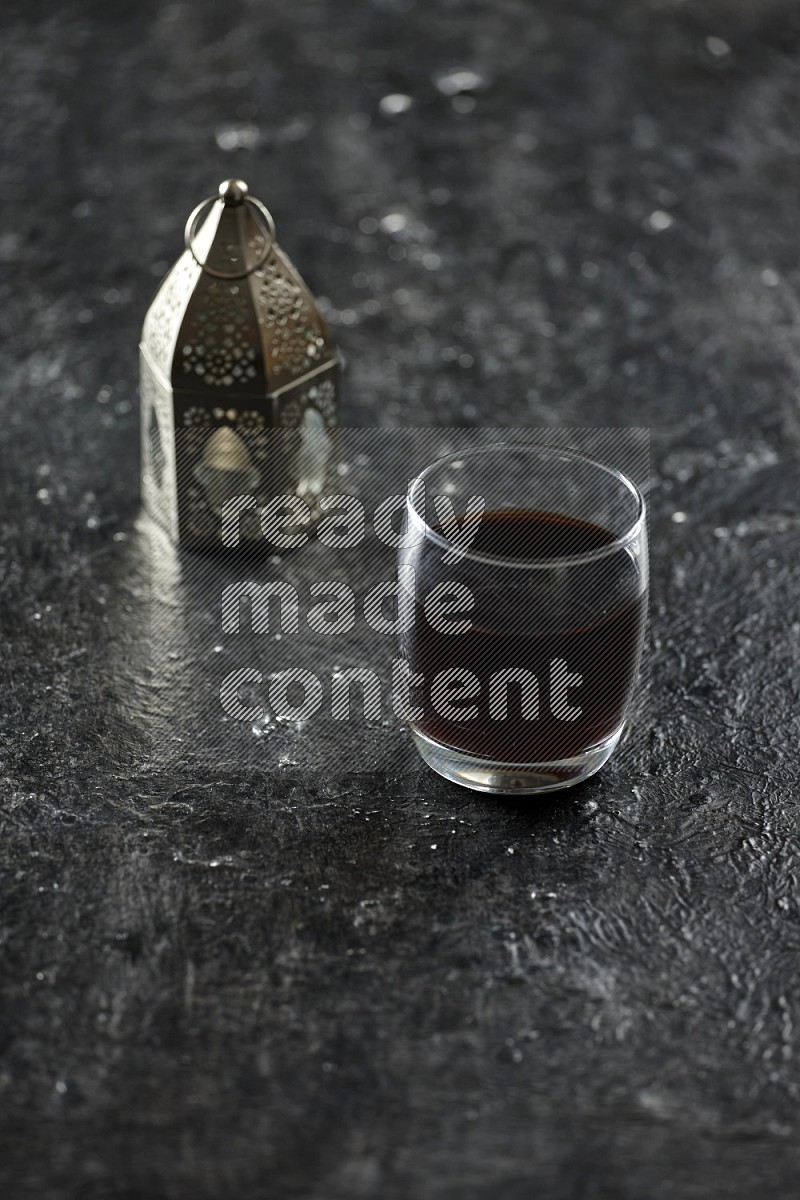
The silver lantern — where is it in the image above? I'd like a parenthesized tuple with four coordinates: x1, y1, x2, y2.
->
(140, 178, 340, 550)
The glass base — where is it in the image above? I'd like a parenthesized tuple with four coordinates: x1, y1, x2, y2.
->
(408, 725, 623, 794)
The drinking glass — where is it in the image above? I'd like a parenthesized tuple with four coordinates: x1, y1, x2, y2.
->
(397, 444, 648, 793)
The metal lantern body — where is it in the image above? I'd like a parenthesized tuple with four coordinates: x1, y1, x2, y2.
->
(140, 179, 340, 550)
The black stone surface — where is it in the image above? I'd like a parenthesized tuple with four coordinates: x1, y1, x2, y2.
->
(2, 0, 800, 1196)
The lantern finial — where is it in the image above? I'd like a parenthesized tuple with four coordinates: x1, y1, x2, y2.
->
(219, 178, 248, 206)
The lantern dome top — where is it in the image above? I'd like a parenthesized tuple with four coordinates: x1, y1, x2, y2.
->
(140, 180, 339, 397)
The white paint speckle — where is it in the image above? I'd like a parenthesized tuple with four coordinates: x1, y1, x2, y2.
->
(380, 212, 408, 235)
(433, 67, 486, 96)
(215, 123, 261, 152)
(705, 36, 731, 58)
(648, 210, 674, 232)
(380, 93, 413, 116)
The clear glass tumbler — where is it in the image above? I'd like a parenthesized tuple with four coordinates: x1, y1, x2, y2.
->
(397, 444, 648, 793)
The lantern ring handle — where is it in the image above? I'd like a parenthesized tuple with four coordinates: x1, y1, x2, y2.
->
(184, 194, 276, 279)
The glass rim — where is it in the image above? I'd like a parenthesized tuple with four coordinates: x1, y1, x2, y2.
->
(406, 442, 647, 569)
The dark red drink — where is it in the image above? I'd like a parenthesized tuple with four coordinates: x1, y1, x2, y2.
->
(400, 509, 647, 763)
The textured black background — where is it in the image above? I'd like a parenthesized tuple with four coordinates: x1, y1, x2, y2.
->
(2, 0, 800, 1196)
